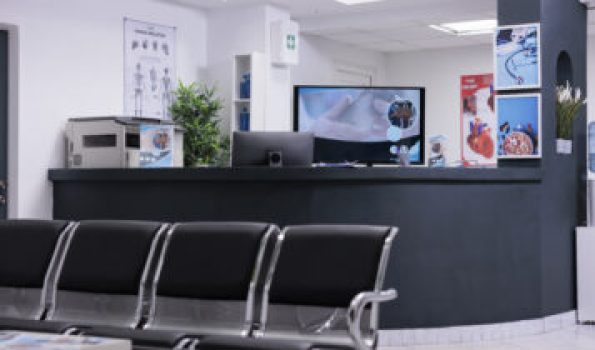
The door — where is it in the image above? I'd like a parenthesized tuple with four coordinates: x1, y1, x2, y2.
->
(0, 30, 8, 219)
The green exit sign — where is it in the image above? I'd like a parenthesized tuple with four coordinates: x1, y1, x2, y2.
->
(286, 34, 296, 50)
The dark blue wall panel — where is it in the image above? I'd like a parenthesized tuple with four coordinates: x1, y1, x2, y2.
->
(539, 0, 587, 316)
(499, 0, 587, 318)
(0, 31, 8, 220)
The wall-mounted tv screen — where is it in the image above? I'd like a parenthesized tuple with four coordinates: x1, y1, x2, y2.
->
(294, 86, 425, 165)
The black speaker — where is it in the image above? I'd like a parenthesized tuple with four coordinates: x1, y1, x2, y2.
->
(268, 151, 283, 167)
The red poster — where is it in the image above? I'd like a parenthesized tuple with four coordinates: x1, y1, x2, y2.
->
(460, 74, 497, 166)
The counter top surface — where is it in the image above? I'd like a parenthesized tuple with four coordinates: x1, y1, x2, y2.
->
(48, 167, 543, 183)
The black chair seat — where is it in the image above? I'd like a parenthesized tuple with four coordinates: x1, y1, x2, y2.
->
(81, 325, 187, 349)
(197, 336, 316, 350)
(0, 318, 74, 333)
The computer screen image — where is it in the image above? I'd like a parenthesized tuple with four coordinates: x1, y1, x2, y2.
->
(294, 86, 425, 165)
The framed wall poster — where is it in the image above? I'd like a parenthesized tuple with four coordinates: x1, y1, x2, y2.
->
(124, 18, 176, 120)
(460, 74, 497, 166)
(494, 23, 541, 91)
(140, 124, 174, 168)
(496, 94, 541, 159)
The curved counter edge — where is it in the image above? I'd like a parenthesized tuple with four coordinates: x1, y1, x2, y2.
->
(48, 167, 544, 183)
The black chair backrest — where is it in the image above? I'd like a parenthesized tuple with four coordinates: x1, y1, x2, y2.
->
(156, 222, 274, 299)
(267, 225, 394, 308)
(0, 219, 70, 319)
(146, 222, 277, 335)
(0, 220, 69, 289)
(57, 221, 164, 294)
(257, 225, 396, 347)
(48, 220, 167, 328)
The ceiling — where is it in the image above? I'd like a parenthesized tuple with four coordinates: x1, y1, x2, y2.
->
(164, 0, 499, 52)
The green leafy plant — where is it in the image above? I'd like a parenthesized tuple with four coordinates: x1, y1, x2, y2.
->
(170, 82, 229, 166)
(556, 81, 586, 140)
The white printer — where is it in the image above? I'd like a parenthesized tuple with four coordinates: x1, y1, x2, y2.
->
(66, 117, 184, 168)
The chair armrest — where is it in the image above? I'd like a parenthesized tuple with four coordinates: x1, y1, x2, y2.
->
(346, 289, 397, 350)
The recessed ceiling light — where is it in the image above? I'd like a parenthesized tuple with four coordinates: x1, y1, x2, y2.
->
(429, 19, 497, 36)
(334, 0, 385, 5)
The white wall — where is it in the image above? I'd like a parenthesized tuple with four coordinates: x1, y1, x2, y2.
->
(292, 34, 388, 87)
(206, 5, 293, 133)
(291, 37, 493, 163)
(588, 34, 595, 124)
(290, 34, 388, 133)
(386, 45, 493, 163)
(586, 34, 595, 181)
(206, 5, 267, 134)
(0, 0, 207, 218)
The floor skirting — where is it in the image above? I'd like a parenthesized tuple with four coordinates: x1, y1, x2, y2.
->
(378, 311, 577, 347)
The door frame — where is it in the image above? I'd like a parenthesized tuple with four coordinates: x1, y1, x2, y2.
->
(0, 24, 19, 218)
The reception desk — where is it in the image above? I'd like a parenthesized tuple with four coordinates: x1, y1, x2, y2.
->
(49, 167, 547, 329)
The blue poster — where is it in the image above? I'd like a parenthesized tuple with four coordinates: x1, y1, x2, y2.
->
(495, 23, 540, 90)
(497, 94, 541, 159)
(140, 125, 174, 168)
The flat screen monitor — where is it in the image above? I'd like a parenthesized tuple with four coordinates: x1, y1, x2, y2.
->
(231, 131, 314, 167)
(294, 86, 425, 165)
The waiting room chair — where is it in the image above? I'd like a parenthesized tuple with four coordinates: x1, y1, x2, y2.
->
(84, 222, 279, 349)
(0, 220, 72, 321)
(251, 225, 398, 350)
(45, 220, 168, 329)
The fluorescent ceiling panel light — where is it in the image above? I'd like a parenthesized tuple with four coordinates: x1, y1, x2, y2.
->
(334, 0, 385, 5)
(429, 19, 497, 36)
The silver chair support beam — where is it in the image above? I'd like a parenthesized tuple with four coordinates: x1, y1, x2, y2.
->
(347, 289, 397, 350)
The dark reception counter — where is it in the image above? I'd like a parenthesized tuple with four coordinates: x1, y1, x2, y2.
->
(49, 167, 547, 329)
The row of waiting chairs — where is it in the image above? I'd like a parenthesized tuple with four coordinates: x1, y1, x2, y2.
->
(0, 220, 398, 350)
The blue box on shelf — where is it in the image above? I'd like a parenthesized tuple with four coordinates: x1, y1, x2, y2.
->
(239, 107, 250, 131)
(240, 73, 251, 99)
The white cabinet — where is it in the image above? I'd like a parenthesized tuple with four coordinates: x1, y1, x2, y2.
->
(231, 53, 266, 133)
(577, 227, 595, 322)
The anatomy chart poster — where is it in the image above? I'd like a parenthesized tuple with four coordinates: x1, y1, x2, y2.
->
(460, 74, 497, 166)
(124, 18, 176, 119)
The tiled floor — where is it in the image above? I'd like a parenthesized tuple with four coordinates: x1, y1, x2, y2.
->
(380, 325, 595, 350)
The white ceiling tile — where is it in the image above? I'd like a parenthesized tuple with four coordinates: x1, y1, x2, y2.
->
(171, 0, 498, 53)
(373, 26, 450, 41)
(325, 31, 392, 45)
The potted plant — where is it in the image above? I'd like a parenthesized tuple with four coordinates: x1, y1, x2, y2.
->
(556, 81, 586, 154)
(170, 82, 230, 167)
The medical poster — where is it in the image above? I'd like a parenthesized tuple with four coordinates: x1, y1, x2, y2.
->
(494, 23, 541, 90)
(496, 94, 541, 159)
(124, 18, 176, 119)
(460, 74, 497, 166)
(140, 125, 174, 168)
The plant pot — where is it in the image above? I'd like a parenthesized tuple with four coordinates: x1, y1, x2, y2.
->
(556, 139, 573, 154)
